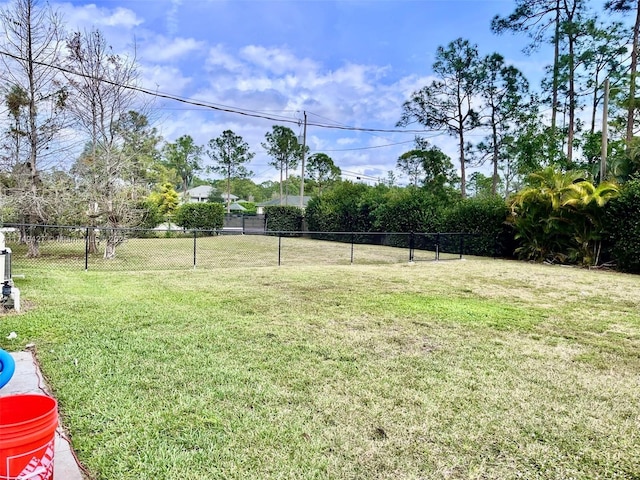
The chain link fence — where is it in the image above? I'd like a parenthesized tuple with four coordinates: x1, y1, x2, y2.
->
(1, 225, 495, 273)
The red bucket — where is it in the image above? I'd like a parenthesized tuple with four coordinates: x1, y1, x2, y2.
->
(0, 394, 58, 480)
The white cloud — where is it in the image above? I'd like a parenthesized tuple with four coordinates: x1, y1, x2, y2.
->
(321, 63, 388, 93)
(166, 0, 183, 37)
(206, 44, 244, 72)
(136, 40, 446, 181)
(59, 3, 143, 30)
(100, 7, 143, 28)
(236, 76, 274, 92)
(151, 42, 433, 182)
(141, 37, 205, 63)
(195, 45, 407, 135)
(240, 45, 319, 76)
(139, 64, 193, 95)
(55, 3, 144, 54)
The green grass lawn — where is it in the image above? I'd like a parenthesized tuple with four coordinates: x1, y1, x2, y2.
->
(7, 234, 415, 271)
(1, 247, 639, 479)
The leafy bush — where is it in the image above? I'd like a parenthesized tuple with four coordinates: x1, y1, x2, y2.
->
(508, 168, 618, 265)
(126, 199, 165, 238)
(138, 199, 164, 229)
(441, 196, 514, 257)
(372, 188, 447, 233)
(604, 178, 640, 273)
(306, 182, 374, 233)
(173, 202, 224, 230)
(238, 202, 257, 215)
(264, 206, 303, 233)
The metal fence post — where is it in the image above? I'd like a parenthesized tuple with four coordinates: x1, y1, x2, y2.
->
(409, 232, 414, 262)
(459, 234, 464, 260)
(351, 233, 355, 265)
(278, 233, 282, 266)
(84, 227, 89, 271)
(435, 233, 440, 261)
(193, 230, 197, 269)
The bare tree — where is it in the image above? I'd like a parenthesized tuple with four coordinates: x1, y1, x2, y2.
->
(0, 0, 66, 256)
(65, 28, 142, 259)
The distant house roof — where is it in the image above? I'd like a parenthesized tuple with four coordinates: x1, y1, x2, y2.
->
(256, 195, 312, 208)
(228, 202, 246, 211)
(185, 185, 213, 202)
(184, 186, 238, 203)
(153, 222, 183, 231)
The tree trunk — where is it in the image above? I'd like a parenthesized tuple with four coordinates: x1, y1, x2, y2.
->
(458, 128, 466, 198)
(285, 163, 289, 205)
(26, 238, 39, 258)
(103, 225, 123, 260)
(491, 112, 499, 195)
(25, 0, 42, 258)
(104, 235, 117, 259)
(590, 70, 600, 135)
(627, 0, 640, 146)
(279, 164, 284, 203)
(551, 0, 561, 136)
(567, 33, 576, 164)
(25, 225, 39, 258)
(226, 174, 231, 214)
(87, 228, 98, 254)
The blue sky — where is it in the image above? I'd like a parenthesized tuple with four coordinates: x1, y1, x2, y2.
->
(51, 0, 558, 184)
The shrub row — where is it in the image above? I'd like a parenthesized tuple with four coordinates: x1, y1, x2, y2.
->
(168, 180, 640, 272)
(604, 179, 640, 273)
(173, 202, 224, 230)
(264, 206, 303, 233)
(305, 184, 513, 257)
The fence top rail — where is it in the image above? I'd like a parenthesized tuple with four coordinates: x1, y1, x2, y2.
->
(4, 224, 479, 236)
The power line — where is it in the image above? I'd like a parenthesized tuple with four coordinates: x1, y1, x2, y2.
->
(305, 110, 420, 147)
(315, 130, 450, 152)
(317, 139, 415, 152)
(0, 49, 431, 135)
(340, 169, 379, 181)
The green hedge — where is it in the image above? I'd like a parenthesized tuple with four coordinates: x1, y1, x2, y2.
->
(604, 179, 640, 273)
(173, 202, 224, 230)
(264, 206, 303, 233)
(372, 188, 446, 233)
(306, 182, 374, 233)
(306, 184, 514, 257)
(441, 196, 514, 257)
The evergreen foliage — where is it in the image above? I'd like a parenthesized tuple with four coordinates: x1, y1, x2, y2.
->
(264, 206, 303, 233)
(173, 202, 224, 230)
(305, 182, 374, 233)
(138, 199, 164, 230)
(604, 178, 640, 272)
(442, 196, 514, 257)
(238, 202, 257, 215)
(371, 188, 444, 233)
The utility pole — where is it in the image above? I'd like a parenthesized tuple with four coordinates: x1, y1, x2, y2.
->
(600, 79, 609, 183)
(299, 111, 307, 209)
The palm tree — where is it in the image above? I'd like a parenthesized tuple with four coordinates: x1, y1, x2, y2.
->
(561, 180, 619, 265)
(509, 167, 619, 265)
